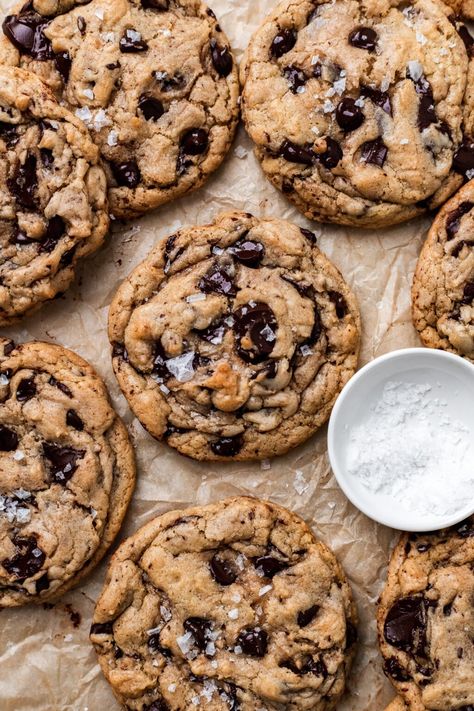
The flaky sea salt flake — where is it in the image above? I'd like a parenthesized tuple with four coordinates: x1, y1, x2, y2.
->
(166, 351, 195, 382)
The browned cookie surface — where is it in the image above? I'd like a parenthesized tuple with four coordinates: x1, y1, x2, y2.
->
(0, 339, 135, 607)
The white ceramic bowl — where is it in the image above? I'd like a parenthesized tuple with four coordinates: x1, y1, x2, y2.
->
(328, 348, 474, 532)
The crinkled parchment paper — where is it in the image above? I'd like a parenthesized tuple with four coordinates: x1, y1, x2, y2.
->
(0, 1, 431, 708)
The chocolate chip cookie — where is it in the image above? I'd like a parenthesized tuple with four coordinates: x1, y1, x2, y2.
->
(108, 211, 360, 461)
(384, 699, 408, 711)
(91, 496, 358, 711)
(377, 517, 474, 710)
(0, 65, 108, 324)
(241, 0, 474, 229)
(0, 0, 239, 219)
(0, 338, 136, 607)
(412, 181, 474, 362)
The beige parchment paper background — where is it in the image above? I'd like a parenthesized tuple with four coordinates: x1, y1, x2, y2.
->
(0, 0, 432, 708)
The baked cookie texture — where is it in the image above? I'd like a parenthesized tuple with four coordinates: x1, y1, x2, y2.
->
(384, 699, 408, 711)
(0, 0, 240, 218)
(108, 211, 360, 461)
(412, 180, 474, 362)
(0, 339, 136, 607)
(377, 517, 474, 711)
(240, 0, 474, 229)
(0, 65, 108, 324)
(446, 0, 474, 20)
(91, 496, 358, 711)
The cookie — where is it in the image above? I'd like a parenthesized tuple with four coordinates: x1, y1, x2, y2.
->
(240, 0, 474, 229)
(377, 517, 474, 710)
(445, 0, 474, 20)
(0, 65, 108, 325)
(91, 496, 358, 711)
(108, 211, 360, 461)
(384, 699, 408, 711)
(412, 180, 474, 362)
(0, 0, 239, 219)
(0, 338, 136, 607)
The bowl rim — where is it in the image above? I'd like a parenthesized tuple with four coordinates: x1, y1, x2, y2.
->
(327, 347, 474, 532)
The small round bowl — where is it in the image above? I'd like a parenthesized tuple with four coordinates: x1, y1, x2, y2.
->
(328, 348, 474, 532)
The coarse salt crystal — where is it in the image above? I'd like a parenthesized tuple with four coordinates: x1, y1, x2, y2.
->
(101, 31, 115, 42)
(466, 168, 474, 180)
(205, 641, 216, 656)
(228, 608, 239, 620)
(177, 631, 193, 654)
(211, 660, 218, 668)
(93, 109, 111, 131)
(168, 684, 177, 693)
(354, 97, 365, 108)
(83, 88, 94, 100)
(234, 146, 248, 159)
(159, 384, 170, 395)
(261, 459, 271, 470)
(95, 8, 104, 19)
(400, 138, 409, 145)
(293, 469, 309, 495)
(107, 130, 118, 146)
(232, 592, 241, 603)
(407, 60, 423, 81)
(261, 325, 275, 342)
(126, 29, 142, 42)
(0, 374, 9, 385)
(186, 293, 207, 303)
(166, 352, 195, 382)
(323, 99, 335, 113)
(75, 107, 93, 123)
(300, 344, 313, 357)
(13, 450, 25, 461)
(162, 28, 172, 37)
(296, 85, 306, 94)
(233, 645, 242, 654)
(259, 584, 272, 597)
(160, 605, 172, 622)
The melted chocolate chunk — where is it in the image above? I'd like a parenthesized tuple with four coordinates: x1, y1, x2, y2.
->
(0, 424, 18, 451)
(384, 595, 427, 654)
(148, 632, 172, 657)
(0, 121, 18, 146)
(195, 316, 227, 344)
(152, 341, 169, 380)
(35, 572, 49, 594)
(16, 377, 36, 402)
(384, 657, 411, 681)
(210, 553, 237, 585)
(300, 227, 317, 243)
(303, 657, 328, 677)
(138, 94, 165, 121)
(40, 216, 66, 253)
(297, 604, 319, 627)
(43, 443, 85, 484)
(233, 301, 278, 364)
(328, 291, 348, 318)
(66, 409, 84, 431)
(40, 148, 54, 168)
(361, 138, 387, 167)
(237, 628, 268, 657)
(229, 237, 265, 268)
(48, 375, 72, 397)
(59, 247, 75, 268)
(407, 71, 437, 131)
(283, 65, 307, 93)
(55, 51, 72, 82)
(280, 139, 314, 165)
(183, 617, 212, 651)
(210, 435, 243, 457)
(452, 240, 473, 258)
(141, 0, 169, 8)
(210, 39, 233, 76)
(446, 202, 474, 239)
(254, 555, 288, 578)
(180, 128, 209, 155)
(462, 281, 474, 303)
(318, 137, 343, 169)
(2, 5, 53, 60)
(270, 28, 297, 58)
(10, 226, 32, 244)
(8, 153, 38, 209)
(111, 160, 141, 188)
(90, 621, 114, 635)
(164, 424, 188, 439)
(120, 28, 149, 53)
(199, 265, 236, 296)
(361, 86, 391, 115)
(336, 97, 364, 132)
(2, 536, 45, 580)
(349, 26, 377, 51)
(154, 71, 185, 92)
(453, 137, 474, 176)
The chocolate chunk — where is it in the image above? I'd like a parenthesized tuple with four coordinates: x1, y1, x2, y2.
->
(237, 628, 268, 657)
(210, 553, 237, 585)
(77, 16, 86, 34)
(280, 139, 314, 165)
(233, 301, 278, 364)
(59, 246, 75, 268)
(154, 71, 185, 92)
(43, 443, 85, 484)
(453, 137, 474, 175)
(462, 281, 474, 303)
(283, 65, 307, 93)
(40, 148, 54, 168)
(3, 341, 15, 356)
(349, 26, 377, 51)
(383, 657, 411, 682)
(54, 51, 72, 82)
(180, 128, 209, 155)
(254, 555, 288, 578)
(106, 61, 120, 70)
(2, 536, 45, 580)
(384, 595, 427, 654)
(407, 70, 437, 131)
(270, 28, 297, 58)
(90, 621, 114, 635)
(297, 604, 319, 627)
(443, 601, 453, 616)
(40, 216, 66, 253)
(16, 377, 36, 402)
(361, 138, 387, 167)
(143, 701, 169, 711)
(138, 94, 165, 121)
(183, 617, 212, 651)
(445, 202, 473, 239)
(199, 264, 236, 296)
(336, 97, 364, 132)
(302, 657, 328, 677)
(148, 632, 172, 657)
(229, 237, 265, 268)
(454, 518, 474, 537)
(2, 7, 53, 60)
(328, 291, 348, 318)
(299, 306, 322, 351)
(35, 573, 50, 594)
(48, 375, 72, 397)
(120, 28, 148, 52)
(195, 316, 227, 344)
(0, 121, 18, 146)
(141, 0, 169, 8)
(361, 86, 391, 115)
(66, 409, 84, 431)
(152, 341, 169, 380)
(210, 435, 243, 457)
(210, 39, 233, 76)
(281, 275, 313, 298)
(111, 160, 141, 188)
(164, 424, 188, 439)
(0, 424, 18, 451)
(318, 137, 343, 169)
(452, 240, 473, 258)
(8, 153, 38, 209)
(300, 227, 317, 243)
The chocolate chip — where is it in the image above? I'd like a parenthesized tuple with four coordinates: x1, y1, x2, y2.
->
(300, 227, 317, 243)
(2, 6, 53, 60)
(361, 137, 387, 167)
(164, 424, 188, 439)
(279, 139, 314, 165)
(2, 536, 45, 580)
(229, 237, 265, 268)
(35, 573, 49, 594)
(0, 121, 18, 146)
(348, 26, 377, 51)
(236, 628, 268, 657)
(210, 38, 233, 76)
(40, 148, 54, 168)
(254, 555, 288, 578)
(90, 621, 114, 635)
(180, 128, 209, 155)
(453, 137, 474, 176)
(446, 202, 474, 239)
(106, 61, 120, 70)
(111, 160, 141, 188)
(317, 137, 343, 169)
(210, 553, 237, 585)
(138, 94, 165, 121)
(199, 264, 236, 296)
(384, 595, 427, 654)
(302, 657, 328, 677)
(66, 409, 84, 431)
(48, 375, 72, 397)
(361, 86, 391, 115)
(233, 301, 278, 364)
(383, 657, 411, 682)
(297, 604, 319, 627)
(328, 291, 347, 318)
(8, 153, 38, 209)
(336, 97, 364, 132)
(148, 632, 172, 657)
(270, 28, 297, 58)
(0, 424, 18, 451)
(77, 16, 86, 34)
(462, 281, 474, 303)
(210, 435, 243, 457)
(283, 65, 307, 93)
(183, 617, 212, 651)
(141, 0, 169, 8)
(407, 71, 437, 131)
(152, 341, 169, 380)
(54, 51, 72, 82)
(119, 28, 148, 53)
(16, 377, 36, 402)
(59, 246, 75, 268)
(40, 216, 66, 253)
(43, 442, 85, 484)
